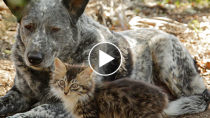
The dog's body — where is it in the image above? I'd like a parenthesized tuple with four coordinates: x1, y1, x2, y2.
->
(0, 0, 210, 117)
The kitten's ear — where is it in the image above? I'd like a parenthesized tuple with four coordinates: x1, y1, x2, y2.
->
(62, 0, 89, 25)
(78, 67, 93, 81)
(54, 58, 67, 75)
(3, 0, 30, 22)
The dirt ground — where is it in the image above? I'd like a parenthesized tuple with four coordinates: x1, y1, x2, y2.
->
(1, 0, 210, 117)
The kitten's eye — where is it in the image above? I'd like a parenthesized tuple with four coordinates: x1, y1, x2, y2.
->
(59, 80, 65, 85)
(25, 24, 33, 30)
(71, 83, 78, 88)
(52, 27, 61, 32)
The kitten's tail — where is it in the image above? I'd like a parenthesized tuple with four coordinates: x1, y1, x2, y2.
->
(164, 89, 210, 116)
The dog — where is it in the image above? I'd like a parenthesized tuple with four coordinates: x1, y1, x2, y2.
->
(1, 0, 210, 117)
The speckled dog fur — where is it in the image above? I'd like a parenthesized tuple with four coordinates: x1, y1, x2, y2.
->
(1, 0, 210, 117)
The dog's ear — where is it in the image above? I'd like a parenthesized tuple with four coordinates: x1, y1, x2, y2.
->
(62, 0, 89, 25)
(3, 0, 30, 22)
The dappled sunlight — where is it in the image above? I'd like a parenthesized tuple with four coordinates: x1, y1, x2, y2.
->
(0, 60, 14, 97)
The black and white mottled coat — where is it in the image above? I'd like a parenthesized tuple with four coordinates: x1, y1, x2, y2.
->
(0, 0, 210, 117)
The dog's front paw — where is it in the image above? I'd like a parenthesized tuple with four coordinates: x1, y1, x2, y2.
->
(6, 113, 28, 118)
(0, 103, 4, 115)
(0, 97, 8, 115)
(203, 89, 210, 110)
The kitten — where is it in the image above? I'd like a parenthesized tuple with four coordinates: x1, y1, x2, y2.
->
(50, 58, 168, 118)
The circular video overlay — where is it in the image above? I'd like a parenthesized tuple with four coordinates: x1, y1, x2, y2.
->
(88, 42, 122, 76)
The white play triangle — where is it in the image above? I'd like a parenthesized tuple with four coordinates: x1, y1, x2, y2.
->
(99, 50, 115, 67)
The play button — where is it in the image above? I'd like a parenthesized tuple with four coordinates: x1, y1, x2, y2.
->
(88, 42, 122, 76)
(99, 50, 114, 67)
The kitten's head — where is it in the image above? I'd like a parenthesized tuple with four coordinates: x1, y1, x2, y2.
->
(50, 58, 95, 101)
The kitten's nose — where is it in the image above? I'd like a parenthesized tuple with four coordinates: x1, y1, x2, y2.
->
(64, 89, 69, 95)
(64, 92, 68, 95)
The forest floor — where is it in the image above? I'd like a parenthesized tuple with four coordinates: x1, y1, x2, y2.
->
(1, 0, 210, 117)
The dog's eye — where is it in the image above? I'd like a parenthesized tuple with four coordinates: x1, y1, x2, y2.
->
(52, 28, 61, 32)
(59, 80, 65, 86)
(71, 83, 78, 88)
(25, 25, 33, 30)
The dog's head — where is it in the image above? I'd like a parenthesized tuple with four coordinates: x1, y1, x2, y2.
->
(4, 0, 89, 70)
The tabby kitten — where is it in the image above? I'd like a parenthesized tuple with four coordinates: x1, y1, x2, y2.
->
(50, 58, 168, 118)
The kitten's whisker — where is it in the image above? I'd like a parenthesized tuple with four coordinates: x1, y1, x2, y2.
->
(39, 89, 48, 100)
(39, 88, 57, 103)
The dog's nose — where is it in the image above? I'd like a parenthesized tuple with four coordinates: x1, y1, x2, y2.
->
(28, 52, 43, 65)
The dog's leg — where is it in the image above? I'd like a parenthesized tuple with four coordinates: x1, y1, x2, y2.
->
(150, 33, 210, 115)
(0, 84, 32, 115)
(7, 103, 72, 118)
(131, 41, 153, 83)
